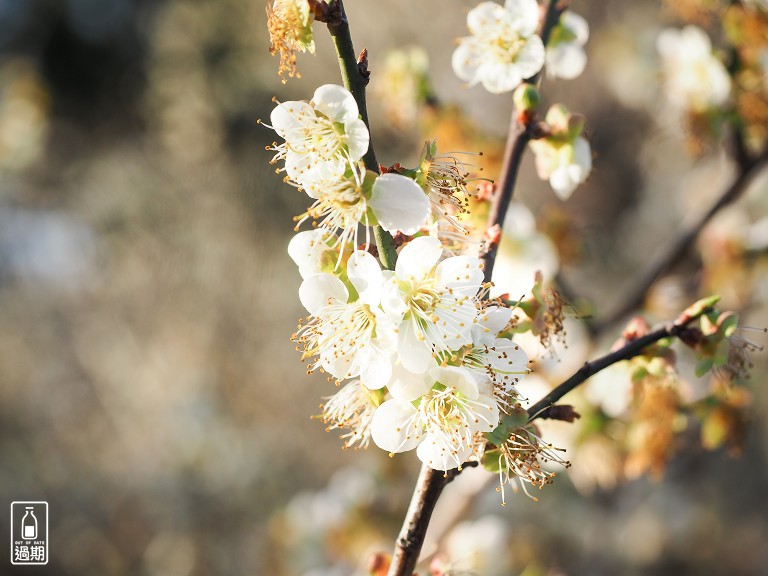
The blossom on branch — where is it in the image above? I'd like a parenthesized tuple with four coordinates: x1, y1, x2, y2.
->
(452, 0, 546, 94)
(529, 104, 592, 200)
(381, 236, 485, 373)
(268, 84, 369, 188)
(546, 11, 589, 80)
(371, 365, 500, 471)
(657, 25, 731, 113)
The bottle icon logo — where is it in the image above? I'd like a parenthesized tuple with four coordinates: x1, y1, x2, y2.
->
(21, 507, 37, 540)
(10, 501, 48, 565)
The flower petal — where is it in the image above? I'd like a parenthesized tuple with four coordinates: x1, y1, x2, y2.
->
(416, 433, 475, 471)
(398, 317, 434, 374)
(505, 0, 541, 37)
(472, 306, 513, 344)
(480, 61, 523, 94)
(312, 84, 359, 123)
(270, 100, 313, 139)
(435, 255, 484, 295)
(467, 2, 508, 35)
(288, 230, 331, 279)
(371, 399, 422, 453)
(563, 11, 589, 44)
(299, 273, 348, 315)
(344, 117, 370, 162)
(369, 174, 430, 236)
(359, 345, 394, 390)
(547, 44, 587, 80)
(451, 40, 482, 84)
(387, 363, 431, 401)
(347, 250, 383, 305)
(515, 35, 546, 79)
(429, 365, 479, 399)
(381, 273, 408, 320)
(395, 235, 443, 282)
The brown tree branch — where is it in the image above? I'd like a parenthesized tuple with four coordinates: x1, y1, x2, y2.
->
(593, 137, 768, 334)
(526, 299, 717, 422)
(387, 4, 562, 575)
(326, 0, 398, 270)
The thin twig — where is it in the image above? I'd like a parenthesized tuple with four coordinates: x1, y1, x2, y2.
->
(481, 2, 565, 285)
(326, 0, 398, 270)
(593, 138, 768, 334)
(527, 300, 717, 421)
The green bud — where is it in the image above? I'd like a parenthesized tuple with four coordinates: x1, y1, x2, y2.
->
(513, 83, 540, 113)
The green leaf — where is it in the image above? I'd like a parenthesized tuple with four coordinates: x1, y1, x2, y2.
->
(481, 448, 502, 473)
(695, 357, 714, 377)
(485, 411, 528, 446)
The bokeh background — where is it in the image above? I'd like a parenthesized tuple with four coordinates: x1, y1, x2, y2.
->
(1, 1, 767, 575)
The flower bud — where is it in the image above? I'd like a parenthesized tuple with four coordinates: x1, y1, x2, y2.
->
(513, 83, 540, 114)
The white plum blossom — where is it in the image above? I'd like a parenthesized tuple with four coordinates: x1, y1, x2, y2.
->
(296, 250, 396, 389)
(371, 365, 500, 470)
(657, 26, 731, 113)
(295, 165, 430, 249)
(381, 236, 484, 373)
(529, 104, 592, 200)
(546, 11, 589, 80)
(321, 379, 379, 449)
(452, 0, 546, 94)
(489, 202, 559, 299)
(268, 84, 370, 186)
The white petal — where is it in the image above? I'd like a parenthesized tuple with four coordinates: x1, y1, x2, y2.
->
(416, 434, 475, 471)
(429, 365, 479, 399)
(270, 100, 313, 138)
(312, 84, 359, 123)
(486, 338, 529, 374)
(563, 11, 589, 44)
(288, 229, 330, 279)
(359, 346, 394, 390)
(573, 136, 592, 176)
(369, 174, 430, 236)
(516, 35, 546, 79)
(344, 118, 370, 162)
(299, 273, 349, 315)
(435, 255, 484, 295)
(467, 2, 508, 35)
(505, 0, 541, 37)
(550, 165, 579, 200)
(480, 61, 523, 94)
(472, 306, 513, 344)
(388, 362, 432, 401)
(398, 318, 434, 374)
(452, 40, 482, 84)
(547, 44, 587, 80)
(395, 235, 443, 282)
(371, 400, 422, 453)
(468, 393, 501, 433)
(381, 274, 408, 320)
(431, 298, 477, 350)
(347, 250, 383, 305)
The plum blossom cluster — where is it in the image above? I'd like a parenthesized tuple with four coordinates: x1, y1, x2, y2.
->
(290, 234, 530, 471)
(452, 0, 593, 199)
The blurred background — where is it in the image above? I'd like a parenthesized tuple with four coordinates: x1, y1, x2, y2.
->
(1, 0, 767, 575)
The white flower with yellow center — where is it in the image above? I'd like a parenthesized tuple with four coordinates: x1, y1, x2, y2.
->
(371, 365, 500, 471)
(657, 26, 731, 113)
(437, 306, 529, 412)
(268, 84, 370, 186)
(381, 236, 484, 374)
(297, 250, 396, 389)
(546, 11, 589, 80)
(452, 0, 545, 94)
